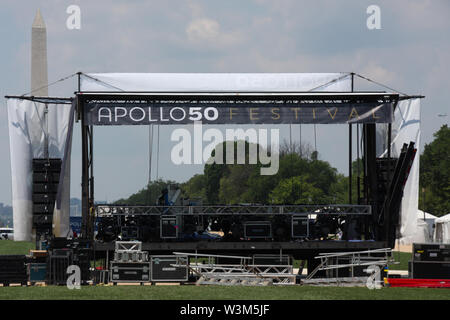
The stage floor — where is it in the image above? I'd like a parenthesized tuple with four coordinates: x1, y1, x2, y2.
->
(93, 240, 388, 258)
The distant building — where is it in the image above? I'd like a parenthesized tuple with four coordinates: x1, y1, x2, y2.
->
(0, 203, 13, 227)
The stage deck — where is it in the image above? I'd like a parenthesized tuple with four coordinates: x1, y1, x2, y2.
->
(93, 240, 388, 258)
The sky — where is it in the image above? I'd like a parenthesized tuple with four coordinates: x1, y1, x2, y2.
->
(0, 0, 449, 205)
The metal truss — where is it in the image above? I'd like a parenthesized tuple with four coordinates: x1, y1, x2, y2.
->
(196, 276, 274, 286)
(79, 91, 400, 106)
(301, 277, 369, 287)
(95, 204, 371, 217)
(171, 252, 296, 285)
(115, 241, 142, 252)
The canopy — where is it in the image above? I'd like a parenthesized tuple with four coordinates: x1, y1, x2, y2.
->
(417, 210, 437, 220)
(434, 214, 450, 243)
(414, 210, 437, 243)
(80, 72, 352, 92)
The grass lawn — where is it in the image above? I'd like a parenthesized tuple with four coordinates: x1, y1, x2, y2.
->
(3, 240, 445, 301)
(0, 285, 449, 300)
(0, 240, 35, 255)
(388, 251, 412, 270)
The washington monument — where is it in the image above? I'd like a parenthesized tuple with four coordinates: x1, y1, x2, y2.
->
(31, 8, 48, 96)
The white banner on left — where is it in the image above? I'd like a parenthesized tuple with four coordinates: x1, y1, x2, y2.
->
(7, 98, 74, 241)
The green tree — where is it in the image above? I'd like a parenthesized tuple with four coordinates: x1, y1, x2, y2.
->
(114, 179, 176, 205)
(238, 150, 343, 205)
(204, 140, 265, 204)
(419, 125, 450, 216)
(330, 173, 350, 204)
(181, 174, 206, 200)
(204, 161, 228, 204)
(269, 176, 326, 204)
(218, 165, 256, 204)
(120, 143, 353, 207)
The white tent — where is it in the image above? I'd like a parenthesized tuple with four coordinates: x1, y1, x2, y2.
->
(434, 213, 450, 244)
(414, 210, 437, 243)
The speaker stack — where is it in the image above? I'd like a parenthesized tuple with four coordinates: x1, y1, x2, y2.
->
(32, 158, 62, 240)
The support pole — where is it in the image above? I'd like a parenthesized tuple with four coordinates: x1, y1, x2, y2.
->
(78, 73, 91, 239)
(364, 124, 378, 239)
(348, 73, 354, 204)
(387, 124, 392, 159)
(349, 125, 352, 204)
(81, 98, 89, 238)
(44, 104, 49, 159)
(356, 124, 360, 204)
(89, 125, 94, 238)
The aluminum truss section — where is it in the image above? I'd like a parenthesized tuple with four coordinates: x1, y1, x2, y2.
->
(172, 252, 296, 285)
(115, 241, 142, 252)
(301, 277, 369, 287)
(96, 204, 371, 217)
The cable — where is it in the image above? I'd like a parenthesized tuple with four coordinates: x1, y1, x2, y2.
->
(79, 73, 125, 92)
(314, 124, 317, 152)
(21, 72, 78, 96)
(305, 74, 352, 158)
(299, 124, 302, 157)
(149, 124, 153, 182)
(354, 73, 409, 96)
(307, 73, 352, 92)
(156, 125, 160, 180)
(289, 124, 292, 152)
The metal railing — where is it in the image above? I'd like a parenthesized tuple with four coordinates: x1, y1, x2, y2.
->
(305, 248, 395, 281)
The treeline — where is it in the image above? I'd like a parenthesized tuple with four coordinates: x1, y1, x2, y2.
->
(419, 124, 449, 216)
(116, 125, 449, 217)
(116, 141, 354, 206)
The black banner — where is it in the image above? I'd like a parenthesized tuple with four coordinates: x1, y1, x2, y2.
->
(4, 300, 440, 319)
(83, 102, 393, 125)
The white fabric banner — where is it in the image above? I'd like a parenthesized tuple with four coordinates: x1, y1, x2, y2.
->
(377, 98, 421, 244)
(80, 73, 351, 92)
(7, 98, 74, 241)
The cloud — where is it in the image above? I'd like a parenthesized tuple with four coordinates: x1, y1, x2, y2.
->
(186, 18, 220, 41)
(185, 17, 243, 48)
